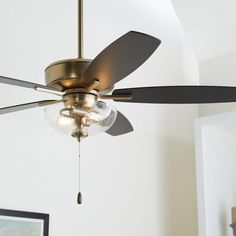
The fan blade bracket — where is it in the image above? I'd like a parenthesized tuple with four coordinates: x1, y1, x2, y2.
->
(34, 86, 66, 96)
(0, 75, 63, 94)
(84, 79, 100, 93)
(38, 100, 64, 107)
(0, 100, 63, 115)
(100, 94, 132, 101)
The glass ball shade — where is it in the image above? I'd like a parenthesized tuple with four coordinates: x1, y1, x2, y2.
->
(44, 101, 117, 137)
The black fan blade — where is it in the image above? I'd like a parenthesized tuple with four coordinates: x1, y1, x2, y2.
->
(81, 31, 161, 91)
(0, 75, 63, 94)
(0, 100, 62, 115)
(106, 111, 133, 136)
(112, 86, 236, 104)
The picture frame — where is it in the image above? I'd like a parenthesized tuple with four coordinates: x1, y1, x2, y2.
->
(0, 208, 49, 236)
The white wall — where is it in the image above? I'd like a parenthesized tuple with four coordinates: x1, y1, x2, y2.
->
(202, 126, 236, 236)
(195, 112, 236, 236)
(169, 2, 236, 236)
(199, 52, 236, 117)
(0, 1, 199, 236)
(171, 0, 236, 118)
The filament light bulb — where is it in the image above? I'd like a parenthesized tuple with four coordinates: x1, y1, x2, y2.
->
(44, 100, 117, 137)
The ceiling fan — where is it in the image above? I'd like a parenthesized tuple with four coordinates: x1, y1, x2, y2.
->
(1, 0, 236, 204)
(1, 0, 236, 137)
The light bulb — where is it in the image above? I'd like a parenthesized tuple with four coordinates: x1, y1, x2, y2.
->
(44, 100, 117, 137)
(44, 103, 77, 135)
(56, 116, 74, 126)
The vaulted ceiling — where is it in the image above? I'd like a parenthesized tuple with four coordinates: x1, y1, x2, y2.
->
(171, 0, 236, 61)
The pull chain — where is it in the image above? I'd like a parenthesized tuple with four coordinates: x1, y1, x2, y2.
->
(77, 140, 82, 204)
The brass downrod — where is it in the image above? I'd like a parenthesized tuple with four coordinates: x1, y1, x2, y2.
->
(78, 0, 83, 58)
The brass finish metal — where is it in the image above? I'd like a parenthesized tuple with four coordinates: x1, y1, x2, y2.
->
(78, 0, 83, 58)
(45, 58, 91, 91)
(65, 88, 98, 96)
(72, 115, 88, 140)
(38, 99, 64, 107)
(59, 108, 75, 118)
(63, 93, 97, 110)
(84, 79, 100, 93)
(99, 94, 132, 101)
(34, 86, 66, 96)
(77, 192, 82, 204)
(0, 100, 63, 115)
(72, 130, 88, 140)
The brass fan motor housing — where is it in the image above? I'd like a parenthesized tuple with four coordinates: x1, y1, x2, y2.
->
(45, 58, 92, 91)
(63, 93, 98, 110)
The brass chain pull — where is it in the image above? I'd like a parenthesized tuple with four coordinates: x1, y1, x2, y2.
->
(77, 140, 82, 204)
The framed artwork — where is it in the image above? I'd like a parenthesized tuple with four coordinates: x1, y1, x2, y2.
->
(0, 209, 49, 236)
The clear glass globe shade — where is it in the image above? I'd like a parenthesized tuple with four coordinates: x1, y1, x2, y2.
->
(44, 103, 77, 135)
(44, 101, 117, 137)
(85, 101, 117, 136)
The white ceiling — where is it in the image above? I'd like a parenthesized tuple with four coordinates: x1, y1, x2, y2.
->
(171, 0, 236, 61)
